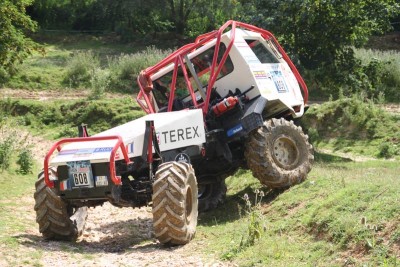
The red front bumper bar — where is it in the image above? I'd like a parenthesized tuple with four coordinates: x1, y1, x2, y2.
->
(44, 135, 132, 188)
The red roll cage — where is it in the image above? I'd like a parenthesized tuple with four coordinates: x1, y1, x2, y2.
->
(136, 20, 308, 114)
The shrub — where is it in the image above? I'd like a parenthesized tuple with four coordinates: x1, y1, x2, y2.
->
(17, 148, 34, 174)
(108, 46, 172, 93)
(0, 134, 16, 171)
(0, 67, 10, 85)
(89, 68, 110, 100)
(57, 125, 77, 138)
(377, 142, 399, 159)
(354, 49, 400, 102)
(63, 51, 100, 87)
(303, 94, 394, 140)
(307, 48, 400, 102)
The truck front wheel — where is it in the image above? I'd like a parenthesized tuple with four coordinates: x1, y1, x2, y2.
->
(245, 118, 314, 188)
(34, 168, 87, 240)
(152, 162, 198, 245)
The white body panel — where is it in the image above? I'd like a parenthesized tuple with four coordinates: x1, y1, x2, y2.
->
(50, 109, 206, 166)
(150, 28, 305, 118)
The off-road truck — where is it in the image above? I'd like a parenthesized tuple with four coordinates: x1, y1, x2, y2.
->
(34, 20, 313, 245)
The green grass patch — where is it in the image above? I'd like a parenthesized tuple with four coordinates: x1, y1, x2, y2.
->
(303, 95, 400, 159)
(0, 97, 145, 140)
(0, 165, 38, 246)
(6, 46, 70, 90)
(198, 160, 400, 266)
(3, 34, 174, 94)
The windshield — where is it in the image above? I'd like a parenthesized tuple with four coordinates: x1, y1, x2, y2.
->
(246, 39, 280, 64)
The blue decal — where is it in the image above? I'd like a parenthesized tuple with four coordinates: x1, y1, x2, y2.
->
(94, 147, 113, 153)
(76, 148, 95, 154)
(227, 124, 244, 137)
(58, 149, 79, 156)
(127, 143, 134, 154)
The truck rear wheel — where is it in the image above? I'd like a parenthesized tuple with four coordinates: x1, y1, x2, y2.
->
(198, 179, 227, 212)
(34, 168, 87, 241)
(245, 118, 314, 188)
(152, 162, 198, 245)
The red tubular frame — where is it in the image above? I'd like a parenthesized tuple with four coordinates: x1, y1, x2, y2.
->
(137, 20, 309, 114)
(44, 136, 132, 188)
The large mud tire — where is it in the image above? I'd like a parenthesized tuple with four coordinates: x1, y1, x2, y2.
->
(152, 162, 198, 245)
(245, 118, 314, 188)
(34, 168, 87, 241)
(198, 179, 227, 212)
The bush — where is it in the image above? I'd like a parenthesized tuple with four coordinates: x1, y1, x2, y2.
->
(108, 46, 172, 93)
(89, 68, 110, 100)
(17, 148, 34, 174)
(354, 49, 400, 102)
(0, 67, 10, 85)
(63, 51, 100, 87)
(303, 94, 393, 140)
(307, 48, 400, 102)
(377, 142, 399, 159)
(0, 135, 16, 171)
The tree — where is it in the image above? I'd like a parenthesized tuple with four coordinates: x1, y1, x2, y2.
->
(164, 0, 197, 35)
(162, 0, 241, 36)
(252, 0, 400, 69)
(0, 0, 40, 80)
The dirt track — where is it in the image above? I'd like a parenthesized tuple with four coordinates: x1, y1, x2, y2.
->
(10, 199, 228, 267)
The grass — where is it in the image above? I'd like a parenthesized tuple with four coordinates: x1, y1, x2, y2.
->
(0, 160, 42, 266)
(197, 158, 400, 266)
(3, 33, 174, 94)
(0, 97, 145, 140)
(0, 96, 398, 265)
(303, 95, 400, 159)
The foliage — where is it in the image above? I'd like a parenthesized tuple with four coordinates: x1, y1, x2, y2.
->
(0, 0, 42, 81)
(354, 48, 400, 102)
(108, 46, 172, 93)
(16, 148, 34, 174)
(302, 95, 400, 158)
(0, 122, 34, 173)
(0, 133, 16, 171)
(222, 189, 266, 260)
(240, 190, 266, 247)
(0, 98, 145, 138)
(63, 51, 100, 88)
(252, 0, 399, 69)
(251, 0, 400, 99)
(89, 68, 109, 100)
(28, 0, 242, 37)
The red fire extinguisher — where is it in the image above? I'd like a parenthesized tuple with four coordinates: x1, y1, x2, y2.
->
(212, 96, 239, 116)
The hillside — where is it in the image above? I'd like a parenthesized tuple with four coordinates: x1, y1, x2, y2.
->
(0, 94, 399, 266)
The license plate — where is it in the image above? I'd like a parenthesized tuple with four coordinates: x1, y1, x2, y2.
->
(73, 172, 90, 186)
(67, 160, 94, 188)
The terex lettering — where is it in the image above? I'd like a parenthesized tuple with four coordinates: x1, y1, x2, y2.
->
(161, 126, 200, 144)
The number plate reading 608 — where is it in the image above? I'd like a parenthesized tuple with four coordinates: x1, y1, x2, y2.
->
(73, 172, 89, 186)
(67, 160, 94, 188)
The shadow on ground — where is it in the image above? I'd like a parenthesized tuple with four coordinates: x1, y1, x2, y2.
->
(13, 216, 182, 254)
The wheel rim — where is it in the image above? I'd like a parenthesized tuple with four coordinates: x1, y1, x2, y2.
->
(185, 186, 193, 224)
(272, 136, 299, 169)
